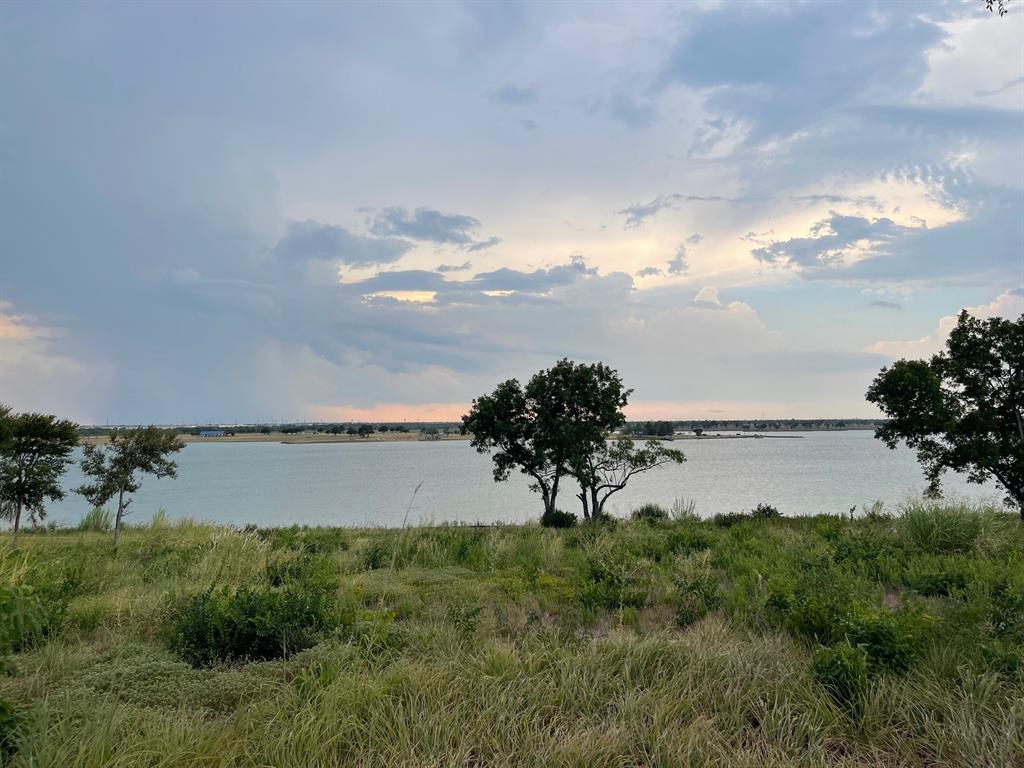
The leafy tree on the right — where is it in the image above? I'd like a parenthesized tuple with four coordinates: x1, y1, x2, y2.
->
(866, 310, 1023, 517)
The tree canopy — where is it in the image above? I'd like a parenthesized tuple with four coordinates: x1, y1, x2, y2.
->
(866, 310, 1023, 516)
(462, 359, 637, 519)
(0, 410, 79, 533)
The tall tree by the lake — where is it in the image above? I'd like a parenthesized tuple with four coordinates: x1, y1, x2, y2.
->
(0, 409, 79, 534)
(867, 311, 1023, 518)
(464, 359, 684, 522)
(77, 427, 185, 550)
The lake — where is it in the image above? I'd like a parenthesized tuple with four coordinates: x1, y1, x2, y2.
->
(41, 431, 1003, 528)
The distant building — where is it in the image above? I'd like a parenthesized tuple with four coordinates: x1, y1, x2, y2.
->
(198, 430, 225, 437)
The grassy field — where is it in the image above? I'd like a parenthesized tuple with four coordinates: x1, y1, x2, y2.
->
(1, 501, 1022, 767)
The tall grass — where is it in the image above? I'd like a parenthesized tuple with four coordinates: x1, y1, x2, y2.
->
(76, 508, 113, 533)
(0, 500, 1020, 767)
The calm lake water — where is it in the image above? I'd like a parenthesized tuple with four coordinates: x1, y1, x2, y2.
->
(43, 431, 1002, 528)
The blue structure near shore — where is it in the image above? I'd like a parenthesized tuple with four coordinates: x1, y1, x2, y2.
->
(198, 430, 225, 437)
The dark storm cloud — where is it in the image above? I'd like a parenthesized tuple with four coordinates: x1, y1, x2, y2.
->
(273, 220, 413, 267)
(490, 84, 538, 105)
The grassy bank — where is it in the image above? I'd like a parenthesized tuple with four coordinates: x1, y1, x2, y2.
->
(1, 502, 1021, 766)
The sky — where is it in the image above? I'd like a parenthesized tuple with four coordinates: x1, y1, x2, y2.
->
(1, 0, 1022, 425)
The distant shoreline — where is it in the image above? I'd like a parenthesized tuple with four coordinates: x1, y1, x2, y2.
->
(74, 430, 853, 447)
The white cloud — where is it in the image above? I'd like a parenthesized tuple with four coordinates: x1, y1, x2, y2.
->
(864, 289, 1024, 358)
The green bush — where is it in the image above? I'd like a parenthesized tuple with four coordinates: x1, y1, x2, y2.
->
(265, 553, 337, 588)
(750, 503, 781, 520)
(902, 503, 983, 554)
(362, 540, 391, 570)
(0, 585, 49, 654)
(812, 641, 867, 704)
(169, 581, 343, 666)
(673, 557, 720, 627)
(903, 555, 971, 597)
(712, 511, 753, 528)
(540, 508, 577, 528)
(631, 503, 669, 522)
(845, 607, 924, 673)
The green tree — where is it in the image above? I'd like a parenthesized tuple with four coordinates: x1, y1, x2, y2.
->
(0, 411, 79, 534)
(357, 424, 374, 438)
(571, 438, 685, 519)
(76, 427, 185, 550)
(866, 310, 1023, 517)
(462, 359, 630, 518)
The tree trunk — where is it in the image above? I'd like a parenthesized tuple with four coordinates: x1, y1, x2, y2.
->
(113, 487, 125, 553)
(577, 491, 590, 520)
(13, 501, 21, 537)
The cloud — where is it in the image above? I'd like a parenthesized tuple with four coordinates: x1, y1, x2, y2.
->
(686, 233, 704, 245)
(273, 220, 412, 267)
(618, 194, 753, 229)
(864, 289, 1024, 358)
(752, 212, 915, 270)
(436, 261, 472, 273)
(490, 84, 538, 106)
(869, 300, 902, 311)
(469, 255, 597, 293)
(368, 207, 499, 252)
(693, 286, 720, 306)
(520, 119, 539, 132)
(657, 2, 946, 142)
(464, 236, 502, 252)
(974, 75, 1024, 98)
(636, 266, 661, 277)
(605, 91, 658, 128)
(666, 245, 688, 275)
(369, 206, 482, 245)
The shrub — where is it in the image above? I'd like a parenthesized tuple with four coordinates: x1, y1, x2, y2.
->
(578, 542, 651, 611)
(673, 554, 720, 626)
(901, 503, 983, 554)
(631, 503, 668, 522)
(169, 581, 342, 666)
(751, 503, 781, 520)
(362, 540, 391, 570)
(265, 553, 337, 588)
(445, 602, 482, 634)
(540, 508, 577, 528)
(77, 506, 113, 533)
(713, 511, 752, 528)
(0, 585, 48, 654)
(845, 607, 924, 673)
(812, 641, 867, 704)
(903, 555, 971, 597)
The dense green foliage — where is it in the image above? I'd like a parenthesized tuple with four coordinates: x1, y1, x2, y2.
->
(0, 501, 1021, 766)
(0, 409, 79, 533)
(462, 358, 631, 519)
(867, 309, 1023, 515)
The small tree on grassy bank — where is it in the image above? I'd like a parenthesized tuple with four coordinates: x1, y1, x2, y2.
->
(867, 310, 1023, 517)
(573, 438, 685, 520)
(0, 410, 79, 534)
(76, 427, 184, 550)
(462, 359, 630, 519)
